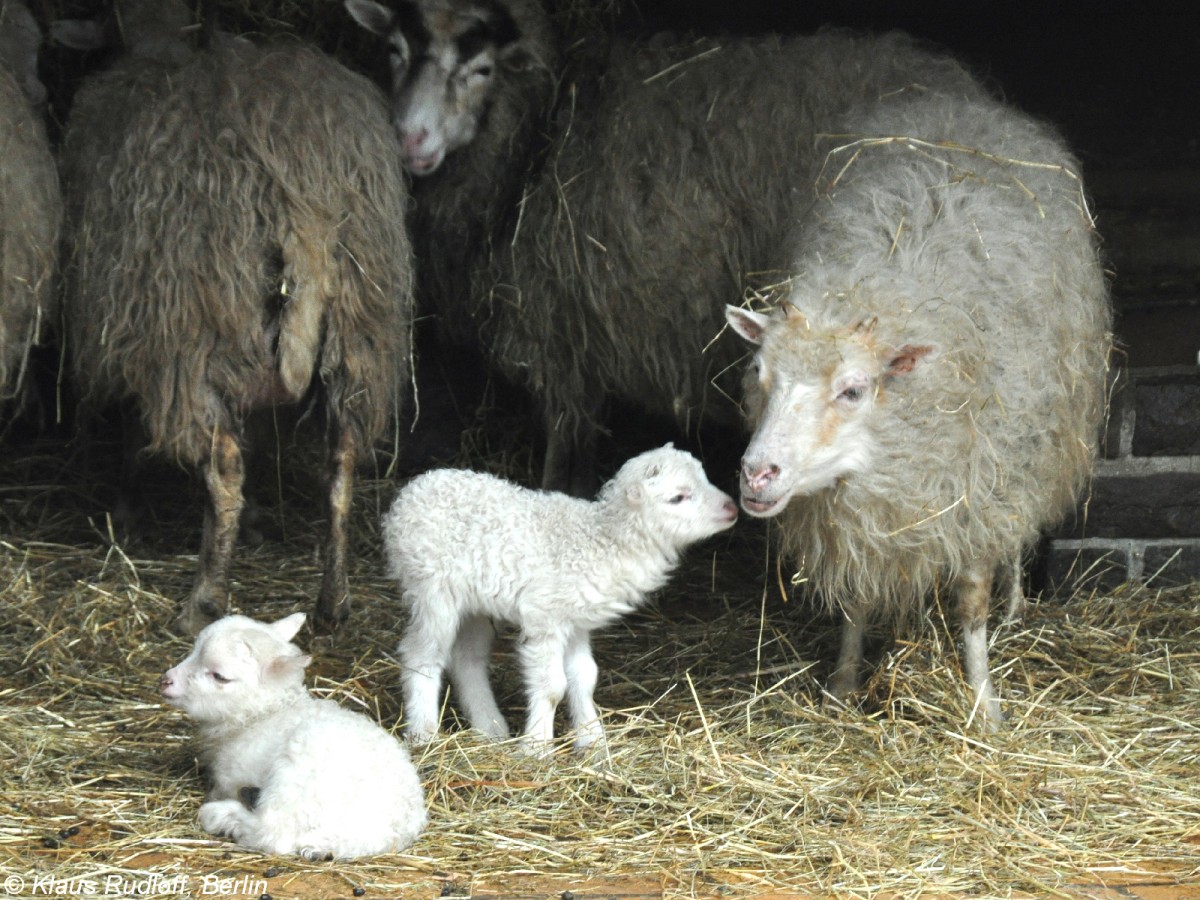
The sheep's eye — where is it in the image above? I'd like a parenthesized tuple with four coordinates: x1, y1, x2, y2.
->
(210, 671, 232, 684)
(839, 385, 865, 403)
(669, 492, 689, 504)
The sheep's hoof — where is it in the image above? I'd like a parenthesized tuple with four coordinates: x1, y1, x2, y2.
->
(311, 600, 349, 635)
(173, 598, 223, 636)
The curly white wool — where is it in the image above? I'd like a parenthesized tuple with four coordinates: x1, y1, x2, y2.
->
(160, 614, 426, 859)
(382, 445, 738, 753)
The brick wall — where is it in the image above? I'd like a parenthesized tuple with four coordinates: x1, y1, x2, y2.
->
(1044, 365, 1200, 591)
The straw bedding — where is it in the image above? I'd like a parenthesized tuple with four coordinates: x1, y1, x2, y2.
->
(1, 435, 1198, 899)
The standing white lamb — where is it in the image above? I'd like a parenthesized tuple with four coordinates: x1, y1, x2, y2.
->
(160, 613, 426, 859)
(382, 445, 738, 753)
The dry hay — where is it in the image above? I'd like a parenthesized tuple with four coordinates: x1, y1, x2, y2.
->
(1, 436, 1199, 900)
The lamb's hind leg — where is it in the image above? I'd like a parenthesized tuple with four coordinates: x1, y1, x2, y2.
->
(448, 615, 509, 740)
(176, 426, 244, 635)
(314, 422, 355, 633)
(957, 563, 1004, 730)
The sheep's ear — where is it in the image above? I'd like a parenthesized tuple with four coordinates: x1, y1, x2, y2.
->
(269, 612, 307, 643)
(344, 0, 395, 35)
(49, 18, 109, 51)
(725, 306, 771, 346)
(886, 344, 934, 377)
(625, 482, 646, 507)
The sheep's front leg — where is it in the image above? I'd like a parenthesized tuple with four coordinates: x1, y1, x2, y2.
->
(957, 564, 1003, 730)
(825, 613, 865, 705)
(176, 426, 244, 635)
(517, 629, 569, 755)
(540, 403, 599, 498)
(563, 629, 607, 754)
(448, 615, 509, 739)
(314, 423, 355, 633)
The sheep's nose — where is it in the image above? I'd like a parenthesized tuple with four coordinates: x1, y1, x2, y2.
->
(159, 674, 173, 694)
(741, 460, 780, 494)
(402, 127, 429, 155)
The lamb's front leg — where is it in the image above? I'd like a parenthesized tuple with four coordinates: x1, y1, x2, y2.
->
(198, 799, 254, 843)
(517, 628, 568, 755)
(563, 629, 607, 754)
(957, 563, 1003, 730)
(398, 610, 458, 744)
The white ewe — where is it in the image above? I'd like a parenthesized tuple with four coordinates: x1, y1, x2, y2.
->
(382, 445, 737, 753)
(160, 613, 426, 859)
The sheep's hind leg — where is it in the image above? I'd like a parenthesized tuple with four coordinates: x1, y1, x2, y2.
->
(448, 615, 509, 740)
(314, 423, 355, 633)
(176, 426, 244, 636)
(564, 629, 607, 755)
(957, 564, 1004, 730)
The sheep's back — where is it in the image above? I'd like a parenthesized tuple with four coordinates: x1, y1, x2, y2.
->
(64, 42, 413, 463)
(486, 30, 990, 440)
(0, 66, 61, 400)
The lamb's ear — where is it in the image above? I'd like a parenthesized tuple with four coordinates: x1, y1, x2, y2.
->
(725, 306, 771, 346)
(270, 612, 307, 643)
(267, 651, 312, 682)
(625, 482, 646, 507)
(344, 0, 395, 35)
(886, 344, 935, 377)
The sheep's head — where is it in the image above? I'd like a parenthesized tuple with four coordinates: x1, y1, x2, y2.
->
(725, 303, 933, 517)
(159, 613, 310, 724)
(346, 0, 527, 175)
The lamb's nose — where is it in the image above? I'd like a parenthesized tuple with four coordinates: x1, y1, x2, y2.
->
(159, 674, 173, 694)
(741, 460, 780, 494)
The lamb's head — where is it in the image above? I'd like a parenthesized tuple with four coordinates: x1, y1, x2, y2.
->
(605, 445, 738, 546)
(725, 303, 933, 517)
(160, 613, 310, 724)
(346, 0, 528, 175)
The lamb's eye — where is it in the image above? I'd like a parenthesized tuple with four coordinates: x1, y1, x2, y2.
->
(210, 671, 232, 684)
(669, 493, 689, 504)
(839, 385, 865, 403)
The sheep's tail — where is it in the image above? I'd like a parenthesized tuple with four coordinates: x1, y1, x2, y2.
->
(275, 223, 329, 401)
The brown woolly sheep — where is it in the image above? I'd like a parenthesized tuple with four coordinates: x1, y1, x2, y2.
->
(59, 5, 414, 634)
(0, 0, 60, 406)
(346, 1, 1005, 496)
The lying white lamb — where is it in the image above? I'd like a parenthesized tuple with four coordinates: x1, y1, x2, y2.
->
(160, 612, 426, 859)
(382, 444, 738, 753)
